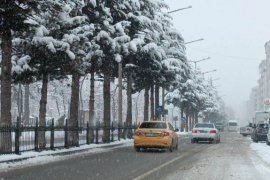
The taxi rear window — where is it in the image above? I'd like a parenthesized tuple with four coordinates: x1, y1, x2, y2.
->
(139, 122, 167, 129)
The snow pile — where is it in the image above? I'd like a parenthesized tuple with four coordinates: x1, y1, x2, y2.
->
(250, 142, 270, 165)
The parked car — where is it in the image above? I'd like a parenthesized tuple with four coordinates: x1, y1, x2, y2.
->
(267, 128, 270, 146)
(251, 123, 269, 142)
(240, 125, 252, 136)
(191, 123, 220, 143)
(133, 121, 178, 152)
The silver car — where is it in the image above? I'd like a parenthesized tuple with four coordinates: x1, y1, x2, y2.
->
(191, 123, 221, 143)
(240, 125, 252, 136)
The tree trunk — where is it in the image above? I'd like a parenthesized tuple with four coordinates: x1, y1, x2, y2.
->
(18, 83, 23, 122)
(162, 87, 165, 121)
(38, 73, 48, 149)
(144, 86, 150, 121)
(126, 73, 133, 138)
(180, 108, 184, 132)
(61, 90, 66, 116)
(79, 76, 86, 127)
(191, 112, 195, 130)
(155, 85, 160, 120)
(185, 113, 189, 132)
(195, 111, 199, 124)
(0, 28, 12, 153)
(103, 73, 111, 143)
(118, 62, 122, 126)
(150, 85, 154, 120)
(23, 84, 30, 126)
(68, 73, 80, 147)
(55, 98, 61, 117)
(88, 71, 95, 143)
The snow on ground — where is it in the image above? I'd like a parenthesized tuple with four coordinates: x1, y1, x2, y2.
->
(249, 141, 270, 179)
(250, 142, 270, 166)
(0, 139, 133, 173)
(176, 131, 190, 136)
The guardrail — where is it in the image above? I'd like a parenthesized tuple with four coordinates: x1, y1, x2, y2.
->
(0, 119, 138, 155)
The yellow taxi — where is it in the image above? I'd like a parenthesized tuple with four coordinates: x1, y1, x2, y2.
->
(134, 121, 178, 152)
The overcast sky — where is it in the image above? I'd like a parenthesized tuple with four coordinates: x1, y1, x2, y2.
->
(166, 0, 270, 112)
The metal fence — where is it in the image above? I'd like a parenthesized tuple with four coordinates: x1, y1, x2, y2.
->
(0, 119, 138, 155)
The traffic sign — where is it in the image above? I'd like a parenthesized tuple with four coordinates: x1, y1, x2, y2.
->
(156, 106, 163, 114)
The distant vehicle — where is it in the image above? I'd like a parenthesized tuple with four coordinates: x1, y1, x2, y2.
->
(133, 121, 178, 152)
(251, 123, 269, 142)
(240, 125, 252, 136)
(191, 123, 220, 143)
(215, 122, 224, 131)
(252, 111, 270, 125)
(227, 120, 238, 132)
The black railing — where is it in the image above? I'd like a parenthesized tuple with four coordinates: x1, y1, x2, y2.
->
(0, 119, 138, 155)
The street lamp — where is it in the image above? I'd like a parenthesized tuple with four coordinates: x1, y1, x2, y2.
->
(201, 69, 217, 77)
(185, 38, 204, 45)
(189, 57, 211, 70)
(168, 5, 192, 14)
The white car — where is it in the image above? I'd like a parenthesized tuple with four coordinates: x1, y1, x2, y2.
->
(240, 125, 252, 136)
(191, 123, 220, 143)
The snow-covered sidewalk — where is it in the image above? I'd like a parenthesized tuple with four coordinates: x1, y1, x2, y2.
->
(0, 139, 133, 172)
(249, 140, 270, 178)
(250, 141, 270, 165)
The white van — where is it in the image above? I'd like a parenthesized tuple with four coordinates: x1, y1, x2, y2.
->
(227, 120, 238, 132)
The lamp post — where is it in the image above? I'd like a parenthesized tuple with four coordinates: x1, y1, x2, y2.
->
(168, 5, 192, 14)
(201, 69, 217, 77)
(185, 38, 204, 45)
(189, 57, 211, 70)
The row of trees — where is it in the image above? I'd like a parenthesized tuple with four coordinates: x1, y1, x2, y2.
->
(0, 0, 222, 152)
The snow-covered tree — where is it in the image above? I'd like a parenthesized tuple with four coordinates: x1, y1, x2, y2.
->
(0, 0, 36, 153)
(12, 0, 93, 147)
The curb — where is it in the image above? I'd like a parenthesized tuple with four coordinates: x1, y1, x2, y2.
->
(0, 141, 129, 164)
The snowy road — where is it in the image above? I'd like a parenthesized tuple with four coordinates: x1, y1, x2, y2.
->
(0, 132, 269, 180)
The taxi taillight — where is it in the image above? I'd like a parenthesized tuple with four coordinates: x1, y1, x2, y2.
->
(161, 132, 170, 136)
(135, 130, 144, 136)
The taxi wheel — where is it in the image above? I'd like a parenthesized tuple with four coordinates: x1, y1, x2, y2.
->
(175, 141, 178, 150)
(134, 147, 140, 152)
(169, 140, 174, 152)
(266, 139, 270, 146)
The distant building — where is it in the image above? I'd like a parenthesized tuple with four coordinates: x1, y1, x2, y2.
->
(246, 41, 270, 117)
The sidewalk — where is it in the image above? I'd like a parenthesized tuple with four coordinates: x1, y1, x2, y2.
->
(0, 139, 133, 164)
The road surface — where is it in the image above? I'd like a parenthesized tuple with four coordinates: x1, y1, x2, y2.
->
(0, 132, 269, 180)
